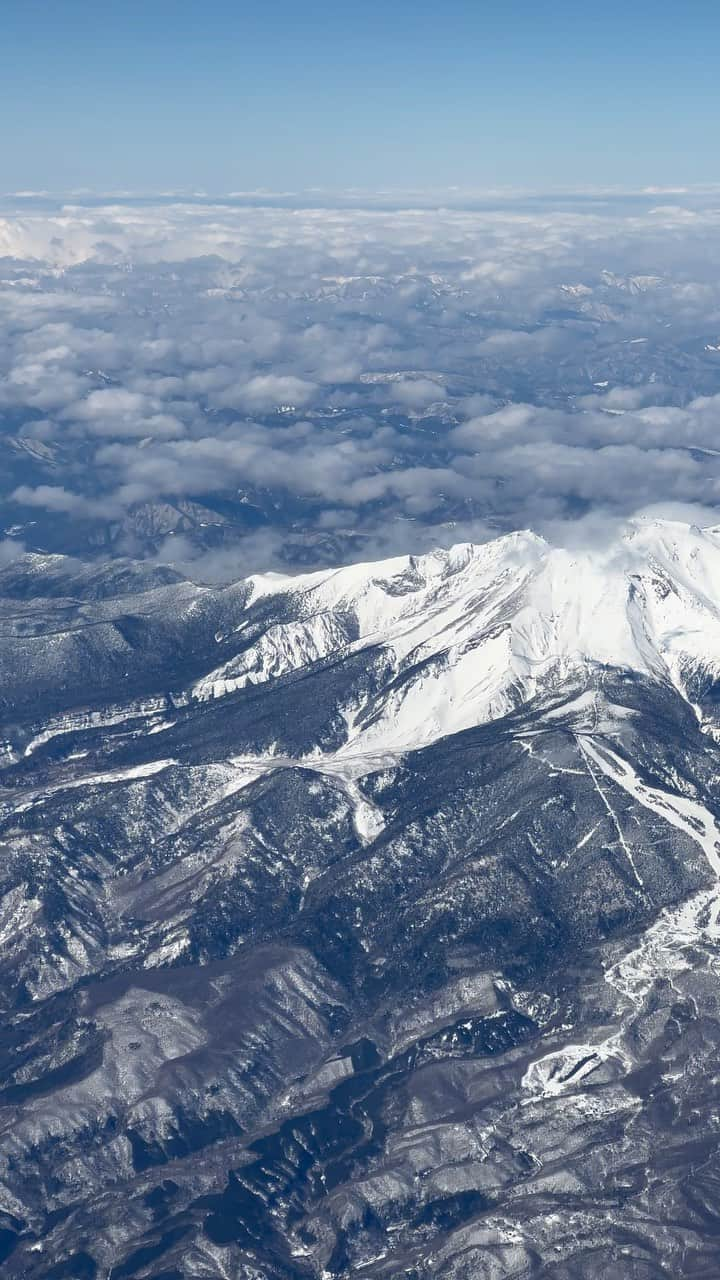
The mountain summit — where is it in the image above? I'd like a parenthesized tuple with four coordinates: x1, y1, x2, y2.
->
(193, 518, 720, 752)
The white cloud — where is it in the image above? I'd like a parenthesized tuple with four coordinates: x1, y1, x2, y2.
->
(2, 193, 720, 570)
(220, 374, 318, 411)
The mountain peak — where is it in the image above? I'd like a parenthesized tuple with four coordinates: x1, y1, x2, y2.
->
(187, 520, 720, 756)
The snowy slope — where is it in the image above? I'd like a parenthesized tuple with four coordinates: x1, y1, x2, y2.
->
(192, 519, 720, 755)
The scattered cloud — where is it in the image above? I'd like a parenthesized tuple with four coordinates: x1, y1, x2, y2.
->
(2, 192, 720, 573)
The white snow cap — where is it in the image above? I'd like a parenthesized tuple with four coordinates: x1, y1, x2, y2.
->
(196, 519, 720, 755)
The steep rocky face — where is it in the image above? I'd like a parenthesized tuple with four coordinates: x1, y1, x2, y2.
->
(3, 521, 720, 1277)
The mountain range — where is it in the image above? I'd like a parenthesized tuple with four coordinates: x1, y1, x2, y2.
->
(2, 519, 720, 1277)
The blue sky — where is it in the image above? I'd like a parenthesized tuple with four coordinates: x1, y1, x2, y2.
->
(2, 0, 718, 191)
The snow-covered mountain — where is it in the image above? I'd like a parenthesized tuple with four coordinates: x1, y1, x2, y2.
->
(4, 521, 720, 1277)
(192, 518, 720, 751)
(6, 517, 720, 760)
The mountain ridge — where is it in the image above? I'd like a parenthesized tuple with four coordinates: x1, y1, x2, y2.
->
(5, 517, 720, 759)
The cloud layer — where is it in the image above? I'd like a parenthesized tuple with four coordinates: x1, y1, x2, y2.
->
(2, 192, 720, 576)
